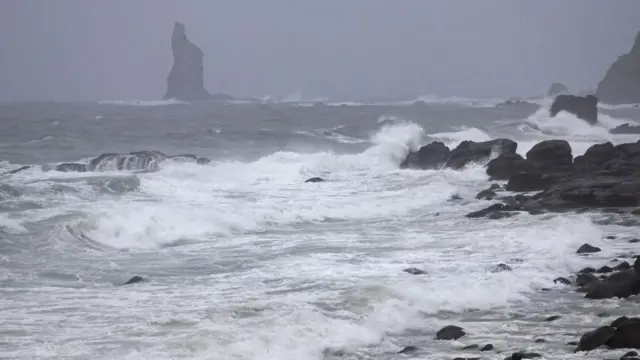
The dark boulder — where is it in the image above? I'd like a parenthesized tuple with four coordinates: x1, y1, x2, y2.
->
(505, 171, 563, 192)
(466, 203, 516, 219)
(585, 270, 640, 299)
(480, 344, 494, 351)
(574, 142, 619, 172)
(486, 153, 535, 180)
(550, 94, 599, 125)
(400, 141, 450, 169)
(525, 140, 573, 171)
(576, 326, 616, 351)
(535, 173, 640, 209)
(577, 243, 601, 254)
(435, 325, 466, 340)
(445, 139, 517, 170)
(476, 189, 497, 200)
(553, 277, 571, 285)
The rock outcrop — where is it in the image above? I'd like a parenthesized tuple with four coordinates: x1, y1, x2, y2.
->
(596, 31, 640, 105)
(547, 82, 569, 97)
(549, 94, 599, 125)
(163, 22, 211, 101)
(401, 139, 516, 171)
(51, 150, 211, 173)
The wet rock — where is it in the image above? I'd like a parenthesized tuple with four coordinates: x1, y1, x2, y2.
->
(505, 171, 561, 192)
(553, 277, 571, 285)
(629, 238, 640, 243)
(480, 344, 494, 351)
(55, 163, 88, 172)
(487, 211, 515, 220)
(575, 273, 599, 287)
(1, 165, 31, 175)
(400, 141, 450, 170)
(534, 338, 546, 343)
(397, 346, 419, 354)
(489, 183, 502, 191)
(465, 203, 512, 218)
(623, 351, 639, 359)
(606, 235, 617, 239)
(507, 352, 542, 360)
(526, 139, 573, 171)
(611, 316, 633, 328)
(491, 263, 513, 272)
(579, 267, 597, 273)
(462, 344, 479, 350)
(567, 341, 578, 346)
(577, 243, 601, 254)
(608, 318, 640, 349)
(486, 153, 534, 180)
(445, 139, 518, 170)
(123, 276, 145, 285)
(550, 94, 598, 125)
(585, 271, 640, 299)
(545, 315, 561, 322)
(597, 265, 614, 273)
(576, 325, 616, 351)
(476, 189, 497, 200)
(435, 325, 466, 340)
(304, 177, 325, 183)
(402, 267, 426, 275)
(609, 262, 625, 273)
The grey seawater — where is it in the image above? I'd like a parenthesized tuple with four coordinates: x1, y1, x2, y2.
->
(1, 100, 640, 360)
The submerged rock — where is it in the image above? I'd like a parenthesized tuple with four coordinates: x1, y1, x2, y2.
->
(163, 22, 211, 101)
(550, 94, 598, 125)
(122, 276, 145, 285)
(304, 177, 325, 183)
(596, 31, 640, 105)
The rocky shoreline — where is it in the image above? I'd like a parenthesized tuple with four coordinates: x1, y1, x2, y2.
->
(4, 135, 640, 358)
(397, 137, 640, 358)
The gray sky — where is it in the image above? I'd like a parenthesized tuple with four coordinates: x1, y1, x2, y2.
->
(0, 1, 639, 102)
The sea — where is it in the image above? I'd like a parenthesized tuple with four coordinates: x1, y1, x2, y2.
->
(1, 96, 640, 360)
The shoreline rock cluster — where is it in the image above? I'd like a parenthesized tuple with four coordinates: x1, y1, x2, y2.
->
(402, 136, 640, 218)
(400, 137, 640, 356)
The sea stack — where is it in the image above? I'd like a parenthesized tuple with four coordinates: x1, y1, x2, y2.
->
(163, 22, 211, 101)
(596, 31, 640, 105)
(550, 94, 599, 125)
(547, 82, 569, 97)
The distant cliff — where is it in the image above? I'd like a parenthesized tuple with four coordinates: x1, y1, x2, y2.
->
(596, 31, 640, 105)
(163, 22, 211, 101)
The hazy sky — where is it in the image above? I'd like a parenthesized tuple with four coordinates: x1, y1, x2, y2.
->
(0, 1, 639, 102)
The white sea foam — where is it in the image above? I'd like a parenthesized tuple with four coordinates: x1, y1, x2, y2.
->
(3, 108, 640, 360)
